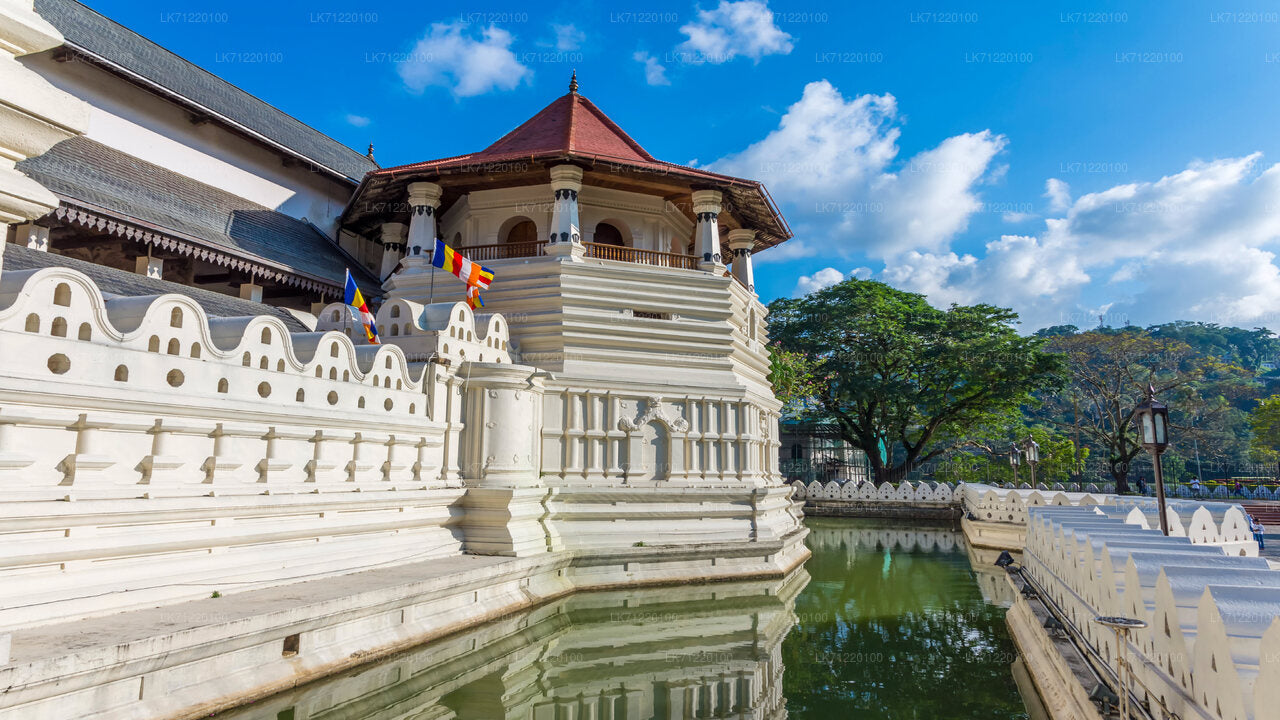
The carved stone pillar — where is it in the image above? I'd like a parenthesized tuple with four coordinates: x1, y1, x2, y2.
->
(378, 221, 407, 281)
(545, 165, 584, 261)
(727, 228, 756, 292)
(404, 181, 442, 269)
(692, 189, 724, 273)
(459, 364, 550, 556)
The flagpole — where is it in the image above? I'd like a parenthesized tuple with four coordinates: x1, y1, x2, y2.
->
(427, 242, 436, 305)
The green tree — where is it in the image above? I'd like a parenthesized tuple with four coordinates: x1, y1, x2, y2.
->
(767, 345, 821, 419)
(768, 279, 1064, 483)
(1248, 394, 1280, 475)
(1041, 330, 1232, 493)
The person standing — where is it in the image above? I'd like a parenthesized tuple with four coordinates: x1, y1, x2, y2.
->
(1250, 515, 1266, 551)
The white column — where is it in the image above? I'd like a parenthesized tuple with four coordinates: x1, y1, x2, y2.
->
(378, 221, 407, 281)
(727, 229, 756, 292)
(135, 255, 163, 279)
(545, 165, 584, 260)
(692, 189, 724, 273)
(404, 181, 443, 269)
(459, 364, 550, 556)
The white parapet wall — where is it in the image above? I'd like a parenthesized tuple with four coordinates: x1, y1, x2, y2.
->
(0, 253, 809, 719)
(0, 262, 480, 628)
(1022, 505, 1277, 720)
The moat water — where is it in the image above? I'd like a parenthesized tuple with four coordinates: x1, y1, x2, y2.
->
(217, 519, 1030, 719)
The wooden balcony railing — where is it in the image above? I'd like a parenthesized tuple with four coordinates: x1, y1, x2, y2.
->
(455, 241, 703, 271)
(455, 241, 547, 262)
(582, 242, 701, 270)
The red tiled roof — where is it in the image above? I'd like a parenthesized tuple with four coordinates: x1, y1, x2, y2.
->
(484, 92, 654, 162)
(374, 91, 688, 176)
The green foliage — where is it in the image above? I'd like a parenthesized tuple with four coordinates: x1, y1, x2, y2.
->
(1248, 394, 1280, 466)
(767, 346, 821, 419)
(768, 279, 1064, 482)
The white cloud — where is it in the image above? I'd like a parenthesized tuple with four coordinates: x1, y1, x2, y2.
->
(1045, 178, 1071, 212)
(880, 154, 1280, 329)
(633, 51, 671, 86)
(677, 0, 793, 64)
(712, 80, 1006, 259)
(794, 267, 845, 295)
(345, 114, 371, 127)
(398, 22, 530, 97)
(551, 23, 585, 51)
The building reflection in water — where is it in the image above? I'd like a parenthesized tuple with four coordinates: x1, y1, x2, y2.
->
(217, 522, 1028, 720)
(215, 569, 809, 720)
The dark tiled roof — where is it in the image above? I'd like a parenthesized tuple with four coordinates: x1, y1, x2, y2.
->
(18, 136, 379, 294)
(34, 0, 376, 183)
(4, 242, 311, 332)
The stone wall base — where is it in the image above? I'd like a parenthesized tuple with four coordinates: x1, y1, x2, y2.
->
(961, 516, 1027, 551)
(0, 529, 809, 720)
(801, 499, 962, 522)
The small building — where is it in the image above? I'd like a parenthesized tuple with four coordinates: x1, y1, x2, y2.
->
(780, 419, 872, 485)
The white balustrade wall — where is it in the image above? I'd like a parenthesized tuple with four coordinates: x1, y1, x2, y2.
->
(1022, 505, 1277, 720)
(789, 479, 961, 504)
(0, 263, 503, 628)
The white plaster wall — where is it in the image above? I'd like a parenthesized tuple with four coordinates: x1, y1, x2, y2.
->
(20, 51, 355, 233)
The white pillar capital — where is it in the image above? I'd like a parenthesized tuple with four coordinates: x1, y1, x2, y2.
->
(549, 164, 583, 192)
(380, 222, 408, 246)
(405, 183, 443, 267)
(406, 181, 443, 209)
(691, 189, 723, 215)
(727, 229, 756, 293)
(727, 228, 756, 249)
(379, 222, 408, 280)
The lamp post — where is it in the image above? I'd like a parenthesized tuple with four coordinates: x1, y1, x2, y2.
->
(1009, 445, 1020, 485)
(1134, 385, 1170, 535)
(1093, 616, 1149, 720)
(1022, 434, 1040, 486)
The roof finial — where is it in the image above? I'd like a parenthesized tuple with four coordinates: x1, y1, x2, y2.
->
(569, 70, 578, 94)
(366, 143, 379, 167)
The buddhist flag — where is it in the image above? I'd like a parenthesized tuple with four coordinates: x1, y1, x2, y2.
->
(344, 269, 379, 344)
(432, 238, 494, 290)
(466, 285, 484, 310)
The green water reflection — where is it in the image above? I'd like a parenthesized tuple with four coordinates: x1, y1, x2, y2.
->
(788, 519, 1029, 719)
(216, 520, 1028, 719)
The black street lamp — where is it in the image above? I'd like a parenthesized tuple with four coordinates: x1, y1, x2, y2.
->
(1009, 445, 1021, 485)
(1134, 385, 1170, 535)
(1022, 435, 1040, 486)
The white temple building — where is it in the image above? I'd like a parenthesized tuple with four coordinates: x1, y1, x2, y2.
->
(0, 1, 806, 717)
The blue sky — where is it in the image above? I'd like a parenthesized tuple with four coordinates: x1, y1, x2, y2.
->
(89, 0, 1280, 330)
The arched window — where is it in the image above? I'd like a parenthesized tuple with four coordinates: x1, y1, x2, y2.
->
(593, 222, 625, 247)
(499, 216, 537, 244)
(390, 305, 401, 319)
(78, 323, 92, 341)
(53, 283, 72, 307)
(169, 308, 183, 328)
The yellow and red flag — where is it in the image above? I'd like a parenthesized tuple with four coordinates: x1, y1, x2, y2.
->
(433, 238, 495, 308)
(344, 269, 379, 344)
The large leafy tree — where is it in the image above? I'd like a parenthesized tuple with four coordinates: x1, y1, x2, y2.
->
(768, 279, 1064, 482)
(1039, 330, 1243, 492)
